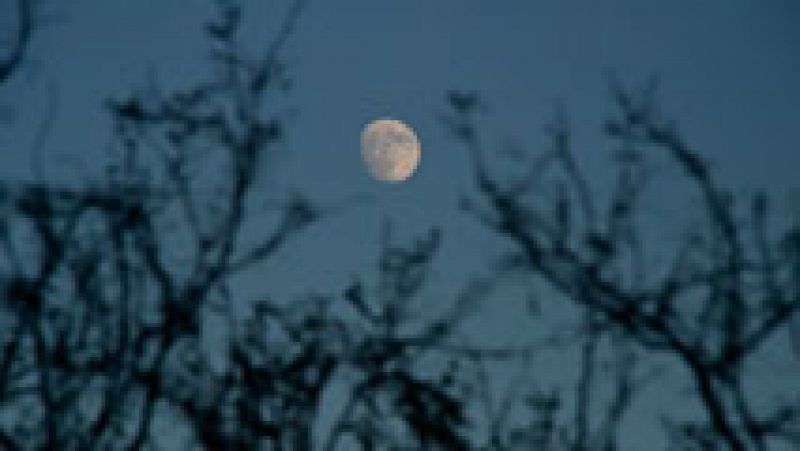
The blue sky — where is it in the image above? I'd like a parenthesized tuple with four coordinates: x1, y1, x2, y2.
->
(1, 1, 799, 448)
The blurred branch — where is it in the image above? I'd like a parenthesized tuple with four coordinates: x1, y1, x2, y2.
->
(449, 81, 800, 450)
(0, 0, 33, 83)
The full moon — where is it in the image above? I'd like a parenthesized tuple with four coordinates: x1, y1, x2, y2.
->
(360, 119, 421, 182)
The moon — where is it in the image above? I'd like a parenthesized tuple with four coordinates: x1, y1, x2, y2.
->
(360, 119, 421, 182)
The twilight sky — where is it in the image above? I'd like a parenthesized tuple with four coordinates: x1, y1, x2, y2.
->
(1, 1, 799, 448)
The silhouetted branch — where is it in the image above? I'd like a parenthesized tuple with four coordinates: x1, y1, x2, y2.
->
(0, 0, 32, 83)
(447, 82, 800, 450)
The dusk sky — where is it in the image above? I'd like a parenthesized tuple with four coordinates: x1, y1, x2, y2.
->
(4, 0, 798, 302)
(1, 1, 799, 449)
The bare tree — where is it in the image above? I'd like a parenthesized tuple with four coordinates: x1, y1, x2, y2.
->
(0, 0, 318, 447)
(0, 2, 517, 449)
(444, 82, 800, 450)
(6, 1, 796, 449)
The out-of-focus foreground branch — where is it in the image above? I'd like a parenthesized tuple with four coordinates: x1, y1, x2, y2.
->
(444, 83, 800, 450)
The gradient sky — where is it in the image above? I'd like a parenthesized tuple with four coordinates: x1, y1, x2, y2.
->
(1, 1, 799, 448)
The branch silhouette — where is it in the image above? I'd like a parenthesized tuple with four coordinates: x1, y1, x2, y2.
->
(0, 2, 512, 449)
(2, 1, 798, 450)
(0, 0, 32, 84)
(444, 81, 800, 450)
